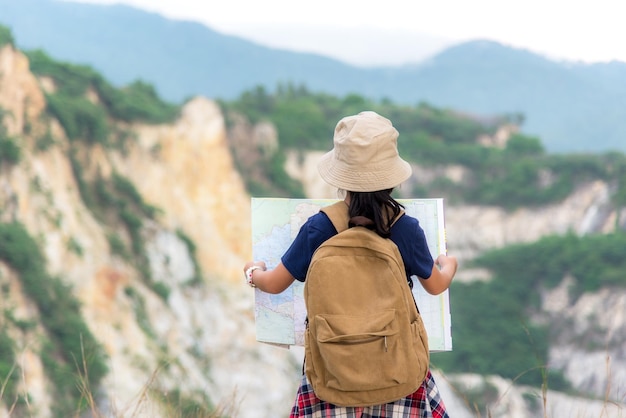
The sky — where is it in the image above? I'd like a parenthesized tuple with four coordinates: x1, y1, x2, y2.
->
(70, 0, 626, 67)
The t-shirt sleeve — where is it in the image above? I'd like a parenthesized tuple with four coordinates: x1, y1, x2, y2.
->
(281, 213, 335, 282)
(391, 215, 435, 280)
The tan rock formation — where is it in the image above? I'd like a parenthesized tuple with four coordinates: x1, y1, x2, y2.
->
(0, 45, 46, 137)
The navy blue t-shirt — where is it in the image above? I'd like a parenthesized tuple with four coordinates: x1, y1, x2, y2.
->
(281, 211, 434, 282)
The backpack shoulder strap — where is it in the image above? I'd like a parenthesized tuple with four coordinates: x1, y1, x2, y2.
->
(389, 208, 405, 227)
(320, 201, 406, 234)
(320, 201, 350, 234)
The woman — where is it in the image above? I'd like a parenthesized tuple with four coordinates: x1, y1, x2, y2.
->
(243, 111, 457, 417)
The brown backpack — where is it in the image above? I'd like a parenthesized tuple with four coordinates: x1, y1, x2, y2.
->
(303, 201, 430, 407)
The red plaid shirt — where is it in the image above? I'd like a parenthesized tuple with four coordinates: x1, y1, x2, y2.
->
(290, 370, 449, 418)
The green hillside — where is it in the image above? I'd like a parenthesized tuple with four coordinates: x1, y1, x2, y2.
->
(223, 84, 626, 211)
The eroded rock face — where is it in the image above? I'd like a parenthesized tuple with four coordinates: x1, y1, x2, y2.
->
(112, 97, 251, 284)
(0, 45, 298, 417)
(543, 283, 626, 399)
(0, 44, 46, 136)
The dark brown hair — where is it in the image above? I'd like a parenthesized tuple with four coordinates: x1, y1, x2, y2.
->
(348, 189, 404, 238)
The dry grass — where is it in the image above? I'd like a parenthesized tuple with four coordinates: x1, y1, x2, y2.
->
(0, 361, 20, 416)
(74, 362, 239, 418)
(0, 345, 239, 418)
(441, 353, 626, 418)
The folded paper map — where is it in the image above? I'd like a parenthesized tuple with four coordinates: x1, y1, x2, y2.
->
(251, 198, 452, 351)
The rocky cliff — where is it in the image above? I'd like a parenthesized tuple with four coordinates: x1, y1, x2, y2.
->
(0, 44, 299, 417)
(0, 43, 624, 417)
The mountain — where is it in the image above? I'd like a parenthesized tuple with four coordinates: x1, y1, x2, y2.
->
(0, 0, 365, 102)
(401, 41, 626, 154)
(1, 0, 626, 153)
(216, 23, 455, 67)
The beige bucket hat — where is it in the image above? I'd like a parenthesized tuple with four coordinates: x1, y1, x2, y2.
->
(317, 111, 412, 192)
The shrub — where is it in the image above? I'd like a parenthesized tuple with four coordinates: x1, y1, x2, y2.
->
(0, 137, 20, 165)
(176, 229, 203, 285)
(0, 222, 108, 415)
(27, 49, 179, 126)
(0, 25, 15, 48)
(45, 94, 109, 144)
(96, 79, 179, 123)
(0, 327, 25, 410)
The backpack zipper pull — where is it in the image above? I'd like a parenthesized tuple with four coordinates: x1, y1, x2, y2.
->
(384, 336, 388, 352)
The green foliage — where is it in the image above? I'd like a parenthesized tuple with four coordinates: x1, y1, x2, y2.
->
(0, 136, 21, 165)
(176, 229, 203, 285)
(270, 97, 331, 150)
(94, 173, 155, 284)
(505, 133, 544, 156)
(124, 286, 157, 339)
(27, 50, 97, 96)
(226, 85, 274, 124)
(74, 156, 148, 270)
(392, 102, 493, 147)
(155, 388, 216, 417)
(106, 233, 128, 259)
(228, 86, 500, 153)
(112, 173, 158, 218)
(0, 222, 108, 415)
(432, 232, 626, 388)
(224, 85, 502, 198)
(151, 282, 171, 301)
(0, 108, 21, 165)
(4, 308, 37, 332)
(27, 50, 179, 122)
(0, 25, 15, 48)
(226, 84, 332, 151)
(460, 380, 500, 415)
(267, 151, 305, 198)
(25, 49, 179, 146)
(95, 79, 179, 123)
(119, 207, 143, 254)
(469, 157, 560, 208)
(225, 86, 626, 211)
(83, 172, 147, 247)
(68, 152, 96, 213)
(35, 127, 56, 152)
(438, 145, 626, 209)
(45, 94, 109, 144)
(0, 326, 26, 411)
(432, 280, 552, 386)
(245, 178, 273, 198)
(69, 158, 163, 298)
(66, 236, 84, 257)
(478, 232, 626, 297)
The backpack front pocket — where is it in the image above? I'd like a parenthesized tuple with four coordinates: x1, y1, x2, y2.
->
(313, 309, 409, 391)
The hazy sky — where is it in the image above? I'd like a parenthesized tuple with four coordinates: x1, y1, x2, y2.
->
(70, 0, 625, 66)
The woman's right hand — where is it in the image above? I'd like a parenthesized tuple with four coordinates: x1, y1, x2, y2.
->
(419, 254, 458, 295)
(436, 254, 458, 276)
